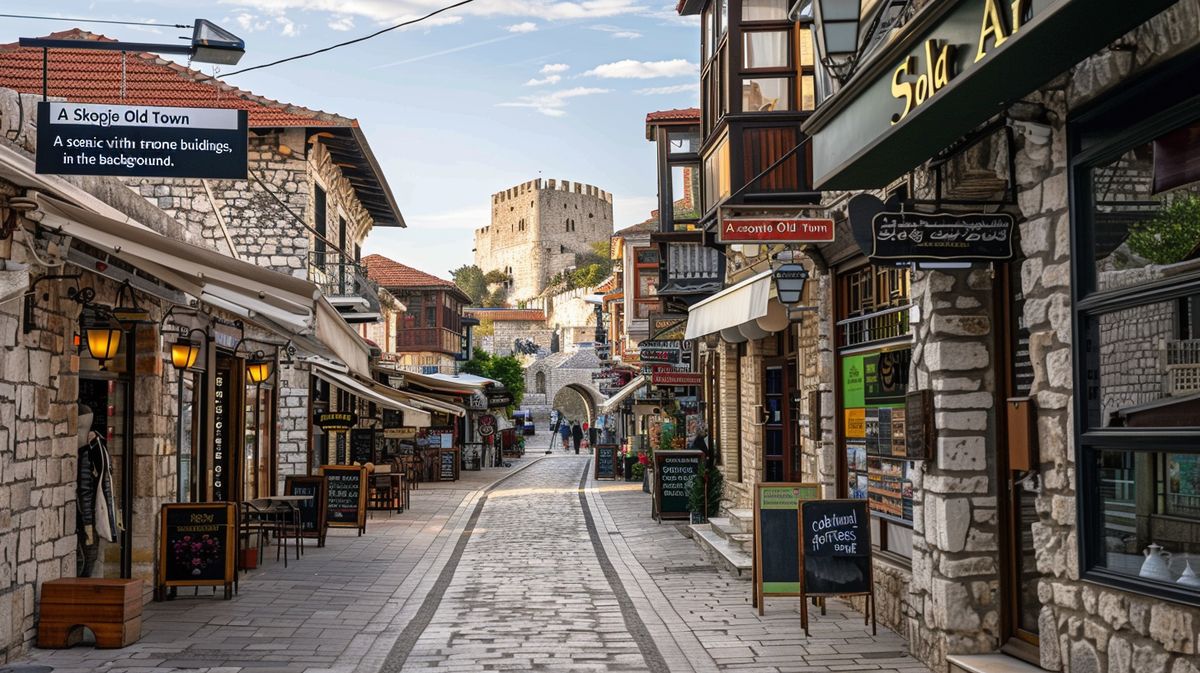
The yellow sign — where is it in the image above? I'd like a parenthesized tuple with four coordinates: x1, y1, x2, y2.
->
(845, 409, 866, 439)
(890, 0, 1031, 125)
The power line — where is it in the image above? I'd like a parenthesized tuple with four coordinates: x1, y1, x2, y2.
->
(221, 0, 478, 77)
(0, 13, 191, 29)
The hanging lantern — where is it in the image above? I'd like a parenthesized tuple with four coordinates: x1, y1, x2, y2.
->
(80, 305, 122, 362)
(773, 263, 810, 305)
(245, 354, 273, 384)
(170, 337, 202, 370)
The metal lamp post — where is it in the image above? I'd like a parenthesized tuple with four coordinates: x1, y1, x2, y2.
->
(792, 0, 865, 83)
(20, 18, 245, 66)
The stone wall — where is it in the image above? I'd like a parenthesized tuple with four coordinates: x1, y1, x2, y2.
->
(475, 179, 614, 302)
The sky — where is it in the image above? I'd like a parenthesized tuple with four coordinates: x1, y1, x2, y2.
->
(5, 1, 700, 278)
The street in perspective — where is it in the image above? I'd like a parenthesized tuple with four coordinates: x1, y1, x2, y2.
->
(0, 1, 1199, 673)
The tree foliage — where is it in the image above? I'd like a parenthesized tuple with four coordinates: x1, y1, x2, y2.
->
(1128, 194, 1200, 265)
(460, 348, 525, 409)
(450, 264, 488, 305)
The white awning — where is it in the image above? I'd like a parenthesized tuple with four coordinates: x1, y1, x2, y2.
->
(684, 269, 789, 341)
(312, 364, 432, 428)
(600, 375, 647, 413)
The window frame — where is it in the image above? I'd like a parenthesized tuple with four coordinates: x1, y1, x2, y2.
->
(1069, 61, 1200, 607)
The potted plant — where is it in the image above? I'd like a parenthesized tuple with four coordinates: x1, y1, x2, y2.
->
(687, 462, 723, 524)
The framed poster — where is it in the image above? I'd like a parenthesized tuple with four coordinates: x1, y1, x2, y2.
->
(157, 502, 236, 600)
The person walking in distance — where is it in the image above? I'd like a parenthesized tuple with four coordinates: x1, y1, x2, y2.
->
(559, 420, 572, 453)
(571, 421, 583, 455)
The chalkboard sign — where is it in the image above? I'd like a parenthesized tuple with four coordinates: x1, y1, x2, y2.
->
(350, 428, 376, 465)
(321, 465, 366, 535)
(285, 475, 327, 547)
(594, 444, 619, 480)
(870, 211, 1015, 263)
(799, 499, 875, 636)
(439, 450, 458, 481)
(653, 451, 702, 521)
(753, 483, 820, 613)
(157, 502, 236, 599)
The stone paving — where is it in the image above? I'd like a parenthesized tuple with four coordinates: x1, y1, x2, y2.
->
(15, 435, 933, 673)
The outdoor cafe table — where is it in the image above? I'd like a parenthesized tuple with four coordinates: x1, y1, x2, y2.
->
(262, 494, 312, 560)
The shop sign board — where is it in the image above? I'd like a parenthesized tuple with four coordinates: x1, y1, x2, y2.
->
(157, 502, 237, 599)
(594, 444, 619, 480)
(350, 428, 376, 465)
(752, 483, 821, 612)
(653, 450, 703, 521)
(478, 424, 495, 437)
(718, 217, 836, 244)
(315, 411, 357, 432)
(799, 499, 875, 635)
(486, 390, 514, 408)
(440, 450, 458, 481)
(384, 427, 418, 440)
(321, 465, 367, 534)
(651, 371, 703, 387)
(37, 102, 248, 179)
(804, 0, 1177, 190)
(870, 212, 1015, 262)
(382, 409, 404, 429)
(639, 347, 681, 364)
(285, 475, 328, 547)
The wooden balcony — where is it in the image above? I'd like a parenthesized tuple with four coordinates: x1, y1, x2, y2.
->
(396, 327, 462, 355)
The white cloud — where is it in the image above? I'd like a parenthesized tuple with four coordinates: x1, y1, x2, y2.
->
(584, 58, 698, 79)
(592, 24, 642, 39)
(275, 15, 300, 36)
(540, 63, 570, 74)
(497, 86, 610, 117)
(636, 83, 697, 95)
(231, 12, 272, 32)
(507, 22, 538, 33)
(525, 75, 562, 86)
(328, 15, 355, 30)
(218, 0, 650, 24)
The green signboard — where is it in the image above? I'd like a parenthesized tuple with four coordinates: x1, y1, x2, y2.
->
(803, 0, 1178, 189)
(753, 483, 821, 612)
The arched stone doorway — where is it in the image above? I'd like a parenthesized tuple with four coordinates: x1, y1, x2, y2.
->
(551, 383, 601, 425)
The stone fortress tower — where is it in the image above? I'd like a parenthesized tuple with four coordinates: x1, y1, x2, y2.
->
(474, 178, 614, 303)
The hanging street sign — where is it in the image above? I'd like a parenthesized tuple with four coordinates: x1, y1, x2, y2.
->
(717, 217, 835, 244)
(638, 347, 681, 364)
(486, 390, 514, 408)
(315, 412, 357, 432)
(36, 102, 248, 179)
(651, 371, 703, 387)
(869, 211, 1015, 262)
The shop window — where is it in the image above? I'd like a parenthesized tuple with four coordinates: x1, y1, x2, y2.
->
(1073, 82, 1200, 604)
(743, 31, 789, 69)
(837, 265, 914, 560)
(742, 77, 790, 112)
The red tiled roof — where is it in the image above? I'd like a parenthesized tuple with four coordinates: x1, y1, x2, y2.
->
(464, 308, 546, 322)
(646, 108, 700, 123)
(363, 254, 463, 292)
(0, 29, 348, 128)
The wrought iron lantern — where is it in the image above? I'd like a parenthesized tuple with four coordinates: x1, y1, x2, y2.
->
(802, 0, 864, 83)
(80, 304, 122, 362)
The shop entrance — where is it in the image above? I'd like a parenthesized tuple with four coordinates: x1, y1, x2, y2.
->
(762, 358, 801, 481)
(78, 376, 131, 579)
(998, 265, 1042, 656)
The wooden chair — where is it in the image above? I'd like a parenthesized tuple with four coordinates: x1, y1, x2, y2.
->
(368, 474, 395, 516)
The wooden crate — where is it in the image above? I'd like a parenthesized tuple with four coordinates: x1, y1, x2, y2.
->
(37, 578, 144, 648)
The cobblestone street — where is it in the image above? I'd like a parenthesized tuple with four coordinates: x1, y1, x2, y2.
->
(16, 435, 930, 673)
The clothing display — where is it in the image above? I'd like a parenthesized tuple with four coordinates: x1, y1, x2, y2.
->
(76, 409, 117, 577)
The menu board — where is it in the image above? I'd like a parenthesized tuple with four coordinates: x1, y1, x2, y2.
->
(350, 428, 376, 465)
(439, 450, 457, 481)
(285, 475, 327, 546)
(321, 465, 366, 534)
(157, 502, 236, 598)
(594, 444, 619, 480)
(653, 451, 702, 521)
(800, 499, 872, 596)
(753, 483, 820, 612)
(211, 367, 230, 501)
(842, 348, 914, 523)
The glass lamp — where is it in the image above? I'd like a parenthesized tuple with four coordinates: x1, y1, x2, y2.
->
(246, 355, 273, 384)
(811, 0, 863, 82)
(80, 306, 122, 362)
(170, 337, 201, 370)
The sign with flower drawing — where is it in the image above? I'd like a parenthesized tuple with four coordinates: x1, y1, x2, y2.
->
(157, 503, 237, 599)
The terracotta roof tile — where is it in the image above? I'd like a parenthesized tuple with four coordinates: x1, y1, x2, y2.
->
(645, 108, 700, 123)
(0, 29, 348, 128)
(464, 308, 546, 322)
(363, 254, 464, 293)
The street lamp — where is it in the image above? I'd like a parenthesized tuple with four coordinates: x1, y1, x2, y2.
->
(80, 304, 122, 362)
(245, 354, 273, 384)
(773, 263, 810, 305)
(792, 0, 864, 83)
(20, 18, 245, 66)
(168, 327, 208, 371)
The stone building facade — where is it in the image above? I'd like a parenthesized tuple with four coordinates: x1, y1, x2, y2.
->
(474, 179, 614, 303)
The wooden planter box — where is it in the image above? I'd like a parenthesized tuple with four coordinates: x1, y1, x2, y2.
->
(38, 578, 143, 648)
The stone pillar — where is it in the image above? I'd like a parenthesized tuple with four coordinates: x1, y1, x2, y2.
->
(907, 267, 1002, 669)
